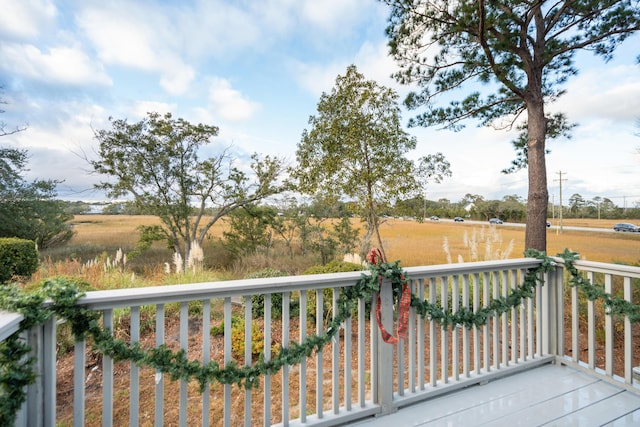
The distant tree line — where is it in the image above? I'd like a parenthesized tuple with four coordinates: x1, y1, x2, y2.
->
(75, 191, 640, 223)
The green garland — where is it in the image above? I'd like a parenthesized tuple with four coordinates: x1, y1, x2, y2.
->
(0, 249, 638, 425)
(557, 248, 640, 323)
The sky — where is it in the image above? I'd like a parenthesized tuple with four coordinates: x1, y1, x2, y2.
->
(0, 0, 639, 208)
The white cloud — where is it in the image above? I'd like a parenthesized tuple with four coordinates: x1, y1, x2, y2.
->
(300, 0, 369, 32)
(292, 61, 346, 98)
(78, 6, 159, 70)
(553, 64, 640, 123)
(0, 0, 57, 41)
(160, 65, 196, 96)
(207, 77, 261, 121)
(77, 3, 194, 95)
(0, 43, 111, 86)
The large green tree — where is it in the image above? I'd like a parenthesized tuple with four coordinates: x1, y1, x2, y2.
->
(382, 0, 640, 251)
(0, 93, 73, 248)
(91, 112, 288, 265)
(294, 65, 450, 258)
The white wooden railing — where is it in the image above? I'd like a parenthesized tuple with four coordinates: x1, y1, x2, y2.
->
(4, 257, 638, 426)
(554, 258, 640, 391)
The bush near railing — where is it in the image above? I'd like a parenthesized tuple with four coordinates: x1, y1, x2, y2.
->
(3, 248, 640, 426)
(0, 237, 38, 284)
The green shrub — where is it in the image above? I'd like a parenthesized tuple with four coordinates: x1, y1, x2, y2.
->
(0, 238, 38, 283)
(303, 260, 364, 324)
(231, 319, 269, 362)
(302, 260, 362, 275)
(211, 316, 273, 363)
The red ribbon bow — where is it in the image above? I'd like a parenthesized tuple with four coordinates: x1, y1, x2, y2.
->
(367, 248, 410, 344)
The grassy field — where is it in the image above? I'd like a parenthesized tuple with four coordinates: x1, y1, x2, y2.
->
(381, 218, 640, 267)
(48, 215, 640, 275)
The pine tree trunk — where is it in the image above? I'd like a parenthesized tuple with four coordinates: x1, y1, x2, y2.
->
(525, 101, 549, 252)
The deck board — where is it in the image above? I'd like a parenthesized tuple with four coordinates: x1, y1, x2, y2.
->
(351, 364, 640, 427)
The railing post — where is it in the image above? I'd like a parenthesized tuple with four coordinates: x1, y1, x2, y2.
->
(545, 261, 565, 357)
(376, 279, 396, 416)
(15, 316, 56, 427)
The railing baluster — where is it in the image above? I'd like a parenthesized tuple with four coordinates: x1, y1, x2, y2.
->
(408, 279, 417, 392)
(264, 293, 272, 426)
(344, 296, 352, 410)
(536, 272, 543, 357)
(571, 276, 579, 363)
(429, 277, 436, 387)
(43, 316, 57, 425)
(180, 302, 189, 427)
(605, 274, 614, 376)
(332, 288, 339, 414)
(462, 274, 470, 378)
(357, 297, 366, 407)
(244, 296, 252, 427)
(493, 271, 500, 369)
(417, 278, 425, 390)
(473, 273, 481, 375)
(316, 289, 323, 417)
(299, 290, 308, 421)
(501, 271, 509, 367)
(527, 280, 534, 359)
(555, 266, 565, 357)
(130, 306, 140, 427)
(282, 291, 290, 426)
(370, 291, 378, 404)
(541, 271, 550, 356)
(510, 270, 517, 364)
(102, 309, 113, 427)
(155, 304, 165, 426)
(624, 276, 633, 385)
(587, 272, 596, 370)
(202, 299, 211, 427)
(397, 327, 405, 395)
(519, 269, 526, 362)
(440, 276, 449, 384)
(483, 272, 490, 372)
(452, 274, 459, 382)
(73, 337, 85, 427)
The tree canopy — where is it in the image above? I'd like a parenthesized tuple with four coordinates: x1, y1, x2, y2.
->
(0, 93, 73, 248)
(91, 112, 288, 266)
(294, 65, 450, 258)
(382, 0, 640, 251)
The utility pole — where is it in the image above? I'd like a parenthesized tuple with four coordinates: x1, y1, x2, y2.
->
(554, 171, 567, 233)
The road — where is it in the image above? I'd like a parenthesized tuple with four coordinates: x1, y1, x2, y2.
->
(428, 218, 639, 235)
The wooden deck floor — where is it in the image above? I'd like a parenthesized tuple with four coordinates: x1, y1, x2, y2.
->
(351, 363, 640, 426)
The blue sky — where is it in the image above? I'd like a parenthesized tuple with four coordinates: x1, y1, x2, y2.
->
(1, 0, 639, 208)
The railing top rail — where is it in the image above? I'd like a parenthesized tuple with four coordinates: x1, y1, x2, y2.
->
(0, 311, 23, 341)
(72, 258, 544, 310)
(75, 270, 366, 310)
(553, 257, 640, 278)
(403, 257, 543, 278)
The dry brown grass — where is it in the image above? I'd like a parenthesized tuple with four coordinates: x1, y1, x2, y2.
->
(379, 218, 640, 266)
(65, 215, 640, 270)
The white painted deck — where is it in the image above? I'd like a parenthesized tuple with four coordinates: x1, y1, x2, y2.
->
(351, 363, 640, 427)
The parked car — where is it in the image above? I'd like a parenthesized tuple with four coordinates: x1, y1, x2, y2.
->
(429, 216, 439, 221)
(613, 223, 640, 232)
(489, 218, 503, 224)
(454, 217, 464, 222)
